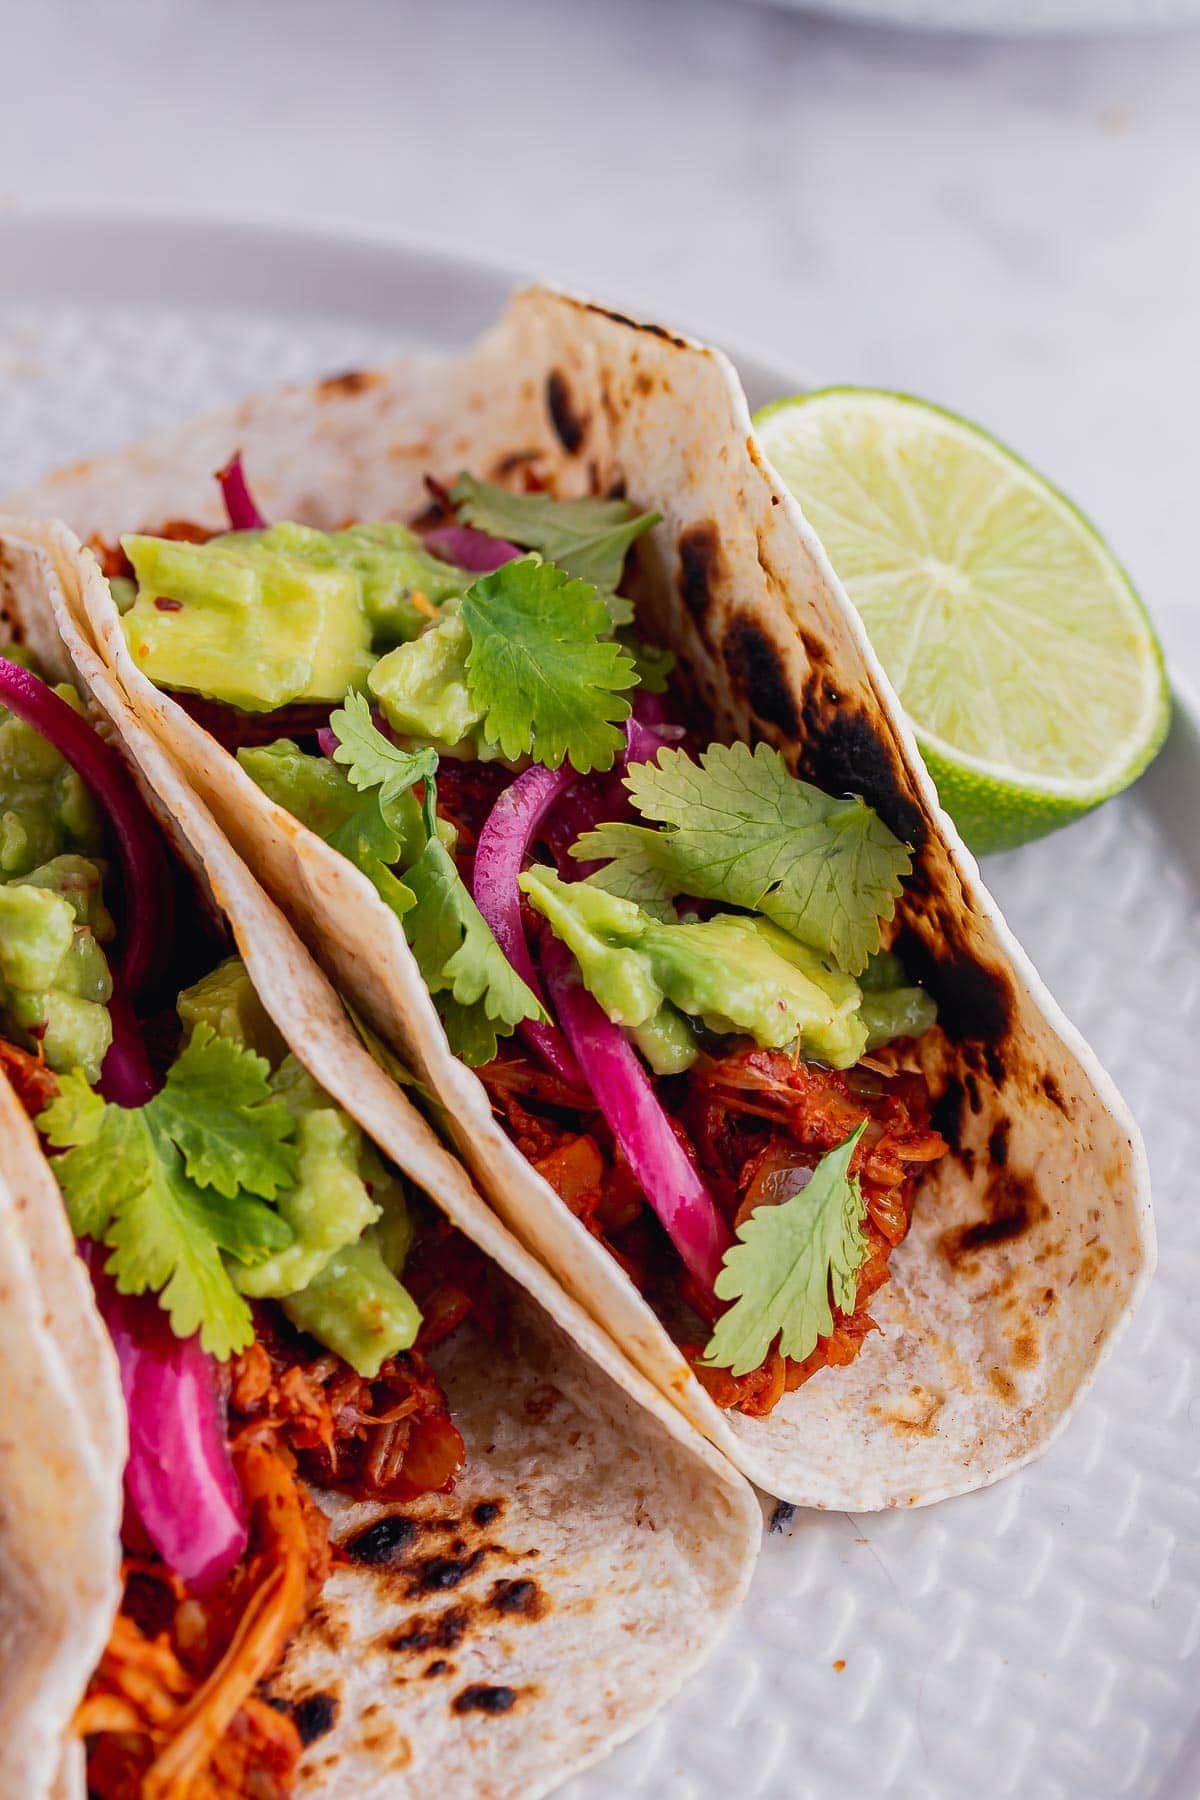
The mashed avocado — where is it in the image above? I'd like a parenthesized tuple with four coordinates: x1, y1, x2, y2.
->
(252, 522, 471, 648)
(368, 607, 489, 753)
(521, 866, 870, 1068)
(176, 958, 423, 1375)
(0, 687, 104, 877)
(121, 534, 375, 712)
(0, 856, 115, 1082)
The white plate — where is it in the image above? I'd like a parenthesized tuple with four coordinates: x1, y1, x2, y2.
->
(777, 0, 1200, 32)
(2, 214, 1197, 1800)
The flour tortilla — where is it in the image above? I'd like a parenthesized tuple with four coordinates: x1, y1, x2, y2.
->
(0, 529, 759, 1800)
(7, 285, 1154, 1511)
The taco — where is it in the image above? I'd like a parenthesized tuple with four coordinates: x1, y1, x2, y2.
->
(7, 286, 1153, 1512)
(0, 527, 758, 1800)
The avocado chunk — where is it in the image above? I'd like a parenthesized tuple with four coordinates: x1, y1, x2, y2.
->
(254, 522, 471, 647)
(180, 962, 423, 1374)
(629, 1004, 698, 1074)
(121, 533, 374, 711)
(177, 955, 289, 1065)
(236, 740, 363, 840)
(520, 866, 869, 1068)
(368, 608, 499, 759)
(0, 686, 104, 877)
(281, 1228, 422, 1379)
(0, 862, 114, 1082)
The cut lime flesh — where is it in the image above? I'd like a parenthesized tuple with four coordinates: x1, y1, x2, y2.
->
(754, 389, 1169, 853)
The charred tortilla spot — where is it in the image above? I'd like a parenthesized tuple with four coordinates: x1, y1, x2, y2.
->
(1011, 1327, 1039, 1369)
(930, 1078, 966, 1152)
(723, 614, 800, 737)
(574, 299, 690, 349)
(941, 1171, 1043, 1264)
(412, 1549, 485, 1594)
(345, 1513, 418, 1567)
(894, 927, 1014, 1049)
(677, 523, 723, 622)
(425, 1659, 452, 1678)
(452, 1683, 521, 1716)
(318, 369, 375, 398)
(388, 1606, 469, 1655)
(471, 1500, 502, 1527)
(1042, 1071, 1069, 1113)
(988, 1119, 1011, 1168)
(488, 1577, 546, 1620)
(289, 1691, 340, 1747)
(988, 1367, 1018, 1403)
(798, 704, 927, 851)
(546, 370, 586, 454)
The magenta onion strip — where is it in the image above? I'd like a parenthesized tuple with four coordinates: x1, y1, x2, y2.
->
(215, 452, 266, 530)
(542, 934, 731, 1293)
(423, 523, 521, 573)
(472, 763, 583, 1085)
(88, 1257, 248, 1591)
(0, 657, 170, 998)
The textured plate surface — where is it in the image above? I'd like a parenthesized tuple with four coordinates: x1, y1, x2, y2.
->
(1, 220, 1197, 1800)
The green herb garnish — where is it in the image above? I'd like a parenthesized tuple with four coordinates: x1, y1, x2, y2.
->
(40, 1027, 297, 1356)
(576, 742, 910, 975)
(702, 1123, 868, 1376)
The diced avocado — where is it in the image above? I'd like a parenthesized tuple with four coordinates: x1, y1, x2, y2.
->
(368, 609, 491, 754)
(630, 1004, 698, 1074)
(521, 866, 869, 1068)
(177, 955, 289, 1065)
(234, 1094, 382, 1299)
(858, 986, 938, 1048)
(856, 947, 937, 1046)
(282, 1233, 422, 1377)
(14, 854, 115, 941)
(859, 949, 908, 993)
(0, 882, 75, 989)
(257, 522, 471, 648)
(237, 740, 363, 839)
(522, 874, 662, 1025)
(0, 687, 104, 878)
(0, 874, 113, 1081)
(121, 534, 374, 712)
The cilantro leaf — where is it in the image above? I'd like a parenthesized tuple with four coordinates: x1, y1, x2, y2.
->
(451, 473, 659, 599)
(327, 795, 417, 919)
(330, 689, 437, 806)
(152, 1025, 297, 1200)
(405, 829, 544, 1066)
(576, 742, 910, 974)
(39, 1047, 299, 1358)
(461, 558, 636, 772)
(702, 1122, 868, 1377)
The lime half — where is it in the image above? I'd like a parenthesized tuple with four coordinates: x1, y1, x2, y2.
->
(754, 389, 1170, 854)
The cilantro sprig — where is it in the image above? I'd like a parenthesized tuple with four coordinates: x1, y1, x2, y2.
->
(328, 696, 544, 1064)
(575, 742, 910, 975)
(702, 1122, 868, 1377)
(451, 473, 660, 618)
(40, 1026, 298, 1357)
(461, 559, 637, 771)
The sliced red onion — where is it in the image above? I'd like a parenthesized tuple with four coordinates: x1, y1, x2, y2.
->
(99, 985, 158, 1106)
(0, 657, 170, 997)
(422, 524, 520, 572)
(472, 763, 583, 1085)
(543, 716, 681, 876)
(316, 723, 339, 759)
(89, 1260, 247, 1591)
(542, 934, 731, 1294)
(215, 452, 266, 530)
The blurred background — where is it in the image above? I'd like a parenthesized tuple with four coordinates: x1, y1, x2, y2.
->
(1, 0, 1197, 686)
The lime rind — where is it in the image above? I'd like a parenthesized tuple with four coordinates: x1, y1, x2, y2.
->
(754, 388, 1170, 853)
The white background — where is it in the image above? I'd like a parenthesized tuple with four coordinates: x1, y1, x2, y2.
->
(1, 0, 1198, 695)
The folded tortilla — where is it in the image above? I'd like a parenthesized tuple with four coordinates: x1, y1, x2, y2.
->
(7, 285, 1154, 1513)
(0, 526, 759, 1800)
